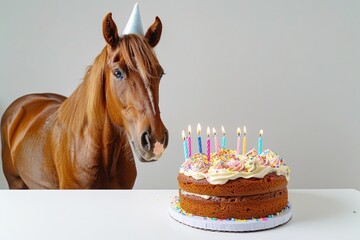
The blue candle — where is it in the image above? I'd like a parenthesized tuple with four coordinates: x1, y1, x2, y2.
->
(258, 129, 263, 154)
(221, 126, 226, 148)
(182, 130, 188, 160)
(197, 123, 203, 154)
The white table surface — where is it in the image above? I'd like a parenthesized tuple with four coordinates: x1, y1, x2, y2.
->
(0, 189, 359, 240)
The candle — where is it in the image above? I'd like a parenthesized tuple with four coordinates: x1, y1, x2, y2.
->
(258, 129, 263, 154)
(206, 127, 211, 160)
(187, 125, 192, 157)
(212, 128, 220, 153)
(242, 126, 247, 155)
(236, 127, 241, 154)
(182, 130, 188, 160)
(221, 125, 226, 148)
(197, 123, 203, 154)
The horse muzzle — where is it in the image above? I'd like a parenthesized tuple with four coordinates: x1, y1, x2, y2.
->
(139, 127, 168, 161)
(131, 127, 168, 162)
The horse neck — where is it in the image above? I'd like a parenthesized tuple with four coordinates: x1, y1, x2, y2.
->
(58, 47, 107, 134)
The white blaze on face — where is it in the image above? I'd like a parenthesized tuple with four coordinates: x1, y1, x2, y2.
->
(138, 68, 157, 115)
(153, 141, 164, 156)
(146, 85, 156, 115)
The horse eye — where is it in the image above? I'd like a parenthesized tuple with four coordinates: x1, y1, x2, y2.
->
(160, 71, 165, 79)
(114, 69, 124, 80)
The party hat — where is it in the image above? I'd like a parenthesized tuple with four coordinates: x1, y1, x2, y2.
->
(122, 3, 144, 35)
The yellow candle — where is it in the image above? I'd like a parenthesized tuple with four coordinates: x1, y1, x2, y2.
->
(242, 126, 247, 155)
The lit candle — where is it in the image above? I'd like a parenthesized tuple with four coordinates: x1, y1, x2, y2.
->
(187, 125, 192, 157)
(242, 126, 247, 155)
(236, 127, 241, 154)
(221, 125, 226, 148)
(182, 130, 188, 160)
(258, 129, 263, 154)
(212, 128, 220, 153)
(197, 123, 203, 154)
(206, 127, 211, 160)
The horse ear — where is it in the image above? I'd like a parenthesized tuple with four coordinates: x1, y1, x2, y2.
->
(145, 16, 162, 48)
(102, 13, 120, 48)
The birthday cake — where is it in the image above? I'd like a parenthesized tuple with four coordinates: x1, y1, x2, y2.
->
(176, 125, 290, 221)
(178, 149, 290, 220)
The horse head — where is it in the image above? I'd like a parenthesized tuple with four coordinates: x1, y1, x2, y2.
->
(101, 13, 168, 162)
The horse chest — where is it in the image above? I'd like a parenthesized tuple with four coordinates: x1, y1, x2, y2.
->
(52, 127, 136, 188)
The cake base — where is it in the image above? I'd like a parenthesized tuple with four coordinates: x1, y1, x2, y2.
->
(169, 196, 292, 232)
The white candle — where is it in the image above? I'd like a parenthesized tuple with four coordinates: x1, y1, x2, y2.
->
(212, 128, 220, 154)
(236, 127, 241, 154)
(242, 126, 247, 155)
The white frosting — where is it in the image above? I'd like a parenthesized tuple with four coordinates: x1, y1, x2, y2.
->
(180, 149, 290, 185)
(180, 190, 211, 199)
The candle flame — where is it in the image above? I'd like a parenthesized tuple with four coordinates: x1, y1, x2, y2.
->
(259, 129, 263, 136)
(237, 127, 241, 136)
(207, 127, 210, 137)
(197, 123, 201, 135)
(212, 127, 217, 135)
(243, 126, 247, 135)
(182, 130, 186, 140)
(221, 126, 226, 135)
(188, 125, 191, 135)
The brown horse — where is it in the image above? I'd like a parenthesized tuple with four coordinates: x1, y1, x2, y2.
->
(1, 13, 168, 189)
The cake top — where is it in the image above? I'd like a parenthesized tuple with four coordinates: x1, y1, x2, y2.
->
(179, 148, 290, 185)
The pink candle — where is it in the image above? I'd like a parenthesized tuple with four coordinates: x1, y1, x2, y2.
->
(206, 127, 211, 160)
(236, 127, 241, 154)
(187, 125, 192, 157)
(212, 128, 220, 154)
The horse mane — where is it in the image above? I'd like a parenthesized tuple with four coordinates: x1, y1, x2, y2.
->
(58, 47, 107, 133)
(58, 34, 160, 133)
(120, 34, 160, 84)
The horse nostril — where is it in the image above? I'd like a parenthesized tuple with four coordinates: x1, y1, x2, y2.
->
(141, 131, 151, 151)
(162, 129, 169, 148)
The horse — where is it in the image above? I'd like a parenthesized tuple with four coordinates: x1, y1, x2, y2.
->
(1, 13, 168, 189)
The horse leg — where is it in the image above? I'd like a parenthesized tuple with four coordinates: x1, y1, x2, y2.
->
(2, 152, 29, 189)
(1, 129, 28, 189)
(6, 175, 28, 189)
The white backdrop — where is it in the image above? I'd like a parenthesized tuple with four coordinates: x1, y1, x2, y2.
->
(1, 0, 359, 189)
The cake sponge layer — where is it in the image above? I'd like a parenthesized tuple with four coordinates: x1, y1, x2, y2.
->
(179, 188, 288, 219)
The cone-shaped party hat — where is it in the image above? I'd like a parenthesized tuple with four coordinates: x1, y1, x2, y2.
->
(122, 3, 144, 35)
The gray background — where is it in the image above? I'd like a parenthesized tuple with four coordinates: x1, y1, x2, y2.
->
(1, 0, 359, 189)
